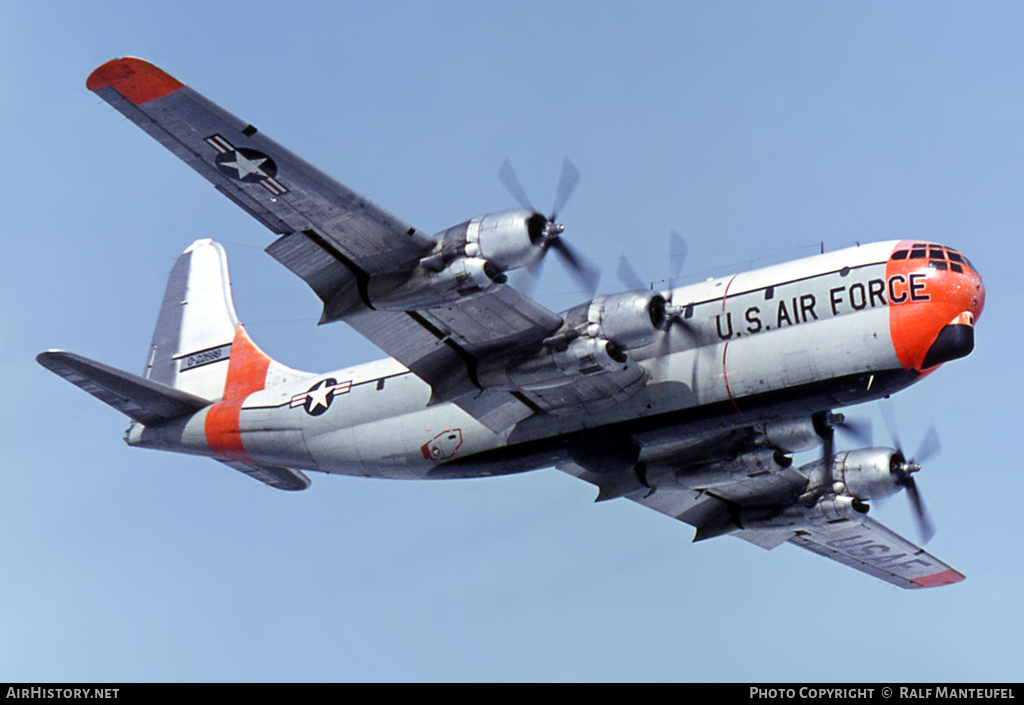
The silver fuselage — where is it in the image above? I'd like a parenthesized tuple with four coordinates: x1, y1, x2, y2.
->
(128, 240, 955, 479)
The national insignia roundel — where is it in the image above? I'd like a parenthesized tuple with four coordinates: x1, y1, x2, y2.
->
(215, 148, 278, 183)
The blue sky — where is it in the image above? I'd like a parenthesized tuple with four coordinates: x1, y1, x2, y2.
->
(2, 0, 1022, 682)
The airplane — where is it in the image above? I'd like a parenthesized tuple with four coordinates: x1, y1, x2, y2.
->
(38, 57, 986, 590)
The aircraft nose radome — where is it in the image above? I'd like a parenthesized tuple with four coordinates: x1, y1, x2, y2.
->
(886, 241, 984, 373)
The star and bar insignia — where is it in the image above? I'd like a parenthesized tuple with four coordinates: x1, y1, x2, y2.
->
(206, 134, 288, 196)
(290, 378, 352, 416)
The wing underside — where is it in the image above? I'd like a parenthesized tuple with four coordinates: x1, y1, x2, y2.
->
(558, 435, 965, 590)
(88, 57, 571, 427)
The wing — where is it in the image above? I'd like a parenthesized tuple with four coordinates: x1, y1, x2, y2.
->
(559, 430, 965, 590)
(87, 57, 431, 272)
(780, 516, 964, 589)
(88, 58, 565, 428)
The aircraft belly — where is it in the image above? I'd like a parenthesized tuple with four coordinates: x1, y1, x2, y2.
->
(302, 401, 510, 479)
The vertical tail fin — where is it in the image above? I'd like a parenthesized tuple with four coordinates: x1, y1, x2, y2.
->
(40, 239, 313, 490)
(146, 239, 294, 401)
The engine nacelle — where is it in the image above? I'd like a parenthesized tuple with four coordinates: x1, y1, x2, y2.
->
(367, 208, 548, 310)
(466, 209, 547, 272)
(798, 448, 904, 501)
(584, 291, 667, 351)
(741, 495, 869, 532)
(479, 335, 632, 391)
(367, 255, 505, 310)
(834, 448, 905, 501)
(478, 290, 665, 392)
(428, 208, 545, 274)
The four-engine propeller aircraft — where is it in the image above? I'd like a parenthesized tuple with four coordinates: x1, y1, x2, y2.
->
(39, 57, 986, 589)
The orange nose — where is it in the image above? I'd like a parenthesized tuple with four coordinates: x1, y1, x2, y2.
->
(886, 241, 985, 373)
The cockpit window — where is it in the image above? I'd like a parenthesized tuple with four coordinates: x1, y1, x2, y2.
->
(892, 244, 975, 274)
(947, 250, 975, 271)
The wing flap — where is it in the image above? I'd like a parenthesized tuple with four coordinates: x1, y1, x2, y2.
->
(419, 287, 564, 356)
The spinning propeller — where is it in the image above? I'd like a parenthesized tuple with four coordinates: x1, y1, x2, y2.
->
(498, 157, 600, 296)
(881, 402, 941, 544)
(617, 231, 695, 360)
(815, 405, 940, 543)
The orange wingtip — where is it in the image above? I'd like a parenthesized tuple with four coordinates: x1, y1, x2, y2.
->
(911, 569, 966, 588)
(87, 57, 183, 105)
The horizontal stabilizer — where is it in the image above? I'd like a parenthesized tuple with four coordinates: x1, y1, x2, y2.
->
(217, 459, 311, 491)
(37, 350, 210, 425)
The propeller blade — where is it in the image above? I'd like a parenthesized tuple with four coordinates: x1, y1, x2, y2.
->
(915, 424, 942, 464)
(821, 427, 835, 488)
(836, 417, 873, 446)
(617, 255, 647, 291)
(879, 402, 942, 543)
(654, 327, 672, 361)
(550, 157, 580, 222)
(552, 237, 600, 296)
(903, 477, 936, 544)
(498, 158, 534, 211)
(880, 400, 904, 455)
(512, 256, 545, 297)
(668, 231, 688, 289)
